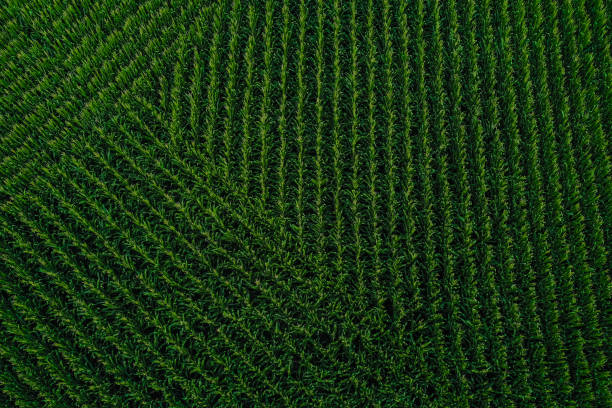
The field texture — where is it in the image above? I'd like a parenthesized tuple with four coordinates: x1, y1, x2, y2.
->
(1, 0, 611, 406)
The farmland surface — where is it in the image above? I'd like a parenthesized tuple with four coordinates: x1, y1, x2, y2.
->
(0, 0, 611, 406)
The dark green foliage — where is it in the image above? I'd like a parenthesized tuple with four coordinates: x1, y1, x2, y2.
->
(1, 0, 610, 406)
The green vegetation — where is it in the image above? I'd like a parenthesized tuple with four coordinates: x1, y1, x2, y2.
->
(1, 0, 610, 406)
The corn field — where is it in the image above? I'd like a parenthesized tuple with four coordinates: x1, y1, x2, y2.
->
(0, 0, 610, 406)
